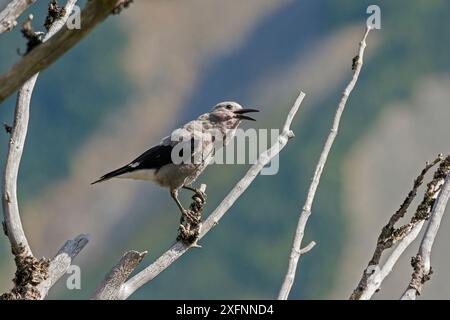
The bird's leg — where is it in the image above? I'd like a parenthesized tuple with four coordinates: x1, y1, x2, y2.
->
(171, 189, 197, 222)
(182, 185, 207, 203)
(173, 188, 204, 245)
(170, 189, 188, 215)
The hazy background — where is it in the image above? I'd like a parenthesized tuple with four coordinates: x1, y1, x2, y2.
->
(1, 0, 450, 299)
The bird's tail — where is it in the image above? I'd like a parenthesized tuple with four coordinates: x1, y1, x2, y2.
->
(91, 165, 131, 185)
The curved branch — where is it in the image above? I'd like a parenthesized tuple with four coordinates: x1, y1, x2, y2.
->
(2, 0, 78, 259)
(1, 0, 91, 300)
(0, 0, 38, 34)
(2, 77, 36, 257)
(93, 91, 307, 300)
(277, 26, 372, 300)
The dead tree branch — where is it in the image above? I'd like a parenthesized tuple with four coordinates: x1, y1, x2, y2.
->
(93, 250, 147, 300)
(277, 26, 372, 300)
(92, 91, 307, 300)
(0, 0, 131, 103)
(2, 74, 35, 257)
(36, 233, 90, 298)
(1, 0, 90, 300)
(0, 0, 38, 34)
(401, 171, 450, 299)
(350, 155, 450, 300)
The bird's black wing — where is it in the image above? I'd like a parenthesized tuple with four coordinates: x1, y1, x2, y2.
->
(91, 144, 174, 184)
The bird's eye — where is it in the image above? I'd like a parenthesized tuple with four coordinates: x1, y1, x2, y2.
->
(225, 105, 232, 110)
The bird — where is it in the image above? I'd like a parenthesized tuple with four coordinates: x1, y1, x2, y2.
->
(92, 101, 259, 216)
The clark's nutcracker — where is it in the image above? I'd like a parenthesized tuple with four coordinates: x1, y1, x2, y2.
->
(92, 102, 258, 215)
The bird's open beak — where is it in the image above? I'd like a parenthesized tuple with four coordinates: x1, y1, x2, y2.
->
(234, 108, 259, 121)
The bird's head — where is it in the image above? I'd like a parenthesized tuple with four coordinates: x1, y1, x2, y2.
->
(207, 101, 259, 128)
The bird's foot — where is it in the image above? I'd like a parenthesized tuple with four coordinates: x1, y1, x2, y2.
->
(182, 209, 200, 224)
(177, 222, 201, 245)
(192, 189, 207, 203)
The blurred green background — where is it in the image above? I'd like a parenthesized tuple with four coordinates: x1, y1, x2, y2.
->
(1, 0, 450, 299)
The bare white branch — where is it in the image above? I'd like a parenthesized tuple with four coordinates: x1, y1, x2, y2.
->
(352, 156, 449, 300)
(93, 91, 307, 300)
(93, 250, 147, 300)
(401, 172, 450, 300)
(359, 221, 424, 300)
(300, 241, 316, 255)
(36, 233, 90, 298)
(0, 0, 37, 34)
(277, 26, 372, 300)
(2, 76, 36, 257)
(0, 1, 90, 300)
(2, 0, 78, 258)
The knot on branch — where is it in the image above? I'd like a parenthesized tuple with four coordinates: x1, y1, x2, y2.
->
(1, 19, 17, 32)
(412, 155, 450, 223)
(112, 0, 134, 15)
(351, 154, 447, 300)
(408, 255, 433, 296)
(44, 0, 67, 31)
(2, 221, 8, 236)
(377, 155, 450, 248)
(0, 245, 50, 300)
(177, 189, 207, 246)
(3, 123, 13, 134)
(352, 55, 360, 70)
(20, 15, 44, 55)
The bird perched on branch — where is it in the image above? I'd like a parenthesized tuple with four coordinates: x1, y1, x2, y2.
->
(92, 102, 258, 216)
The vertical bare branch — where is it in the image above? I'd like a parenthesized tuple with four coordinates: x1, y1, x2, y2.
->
(277, 26, 372, 300)
(2, 0, 78, 259)
(0, 0, 38, 34)
(401, 171, 450, 300)
(0, 0, 91, 300)
(93, 92, 306, 300)
(2, 78, 36, 257)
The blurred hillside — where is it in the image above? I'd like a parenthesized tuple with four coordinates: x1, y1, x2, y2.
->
(1, 0, 450, 299)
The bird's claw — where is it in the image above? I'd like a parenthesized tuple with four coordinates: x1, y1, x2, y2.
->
(193, 189, 207, 203)
(182, 209, 199, 223)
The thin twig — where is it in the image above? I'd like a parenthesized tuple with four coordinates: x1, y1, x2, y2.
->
(277, 26, 372, 300)
(401, 171, 450, 300)
(92, 91, 306, 300)
(299, 241, 316, 255)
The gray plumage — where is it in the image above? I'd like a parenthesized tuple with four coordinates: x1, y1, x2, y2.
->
(92, 101, 258, 214)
